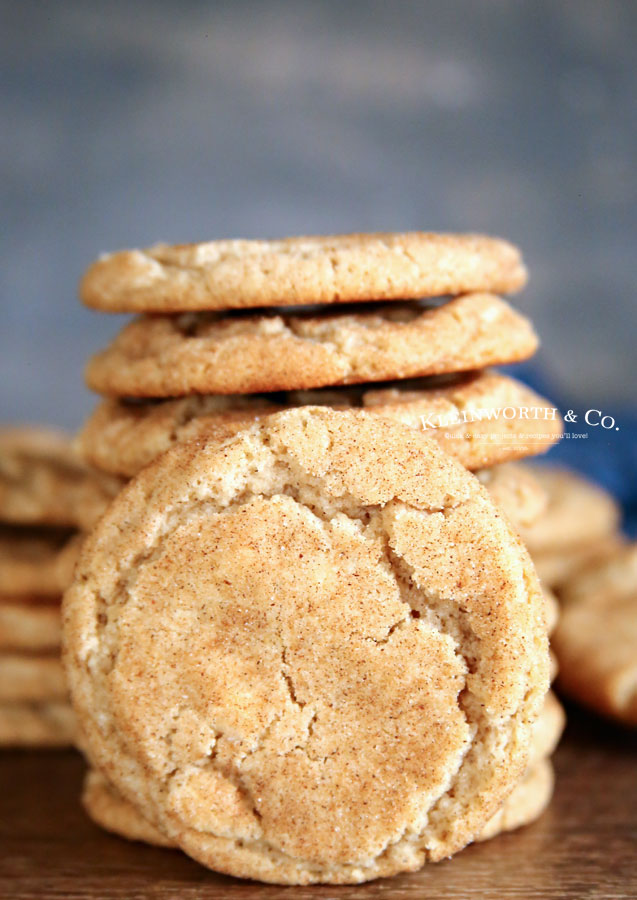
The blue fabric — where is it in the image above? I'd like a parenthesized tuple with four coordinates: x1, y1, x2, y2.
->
(502, 363, 637, 537)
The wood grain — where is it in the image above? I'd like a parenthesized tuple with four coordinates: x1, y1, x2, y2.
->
(1, 706, 635, 899)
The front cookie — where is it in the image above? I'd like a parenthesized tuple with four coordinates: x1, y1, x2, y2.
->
(63, 408, 548, 884)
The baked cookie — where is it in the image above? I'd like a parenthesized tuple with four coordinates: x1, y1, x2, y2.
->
(85, 294, 538, 397)
(80, 232, 527, 313)
(519, 466, 621, 554)
(0, 525, 80, 596)
(476, 463, 548, 531)
(0, 598, 61, 651)
(0, 427, 122, 530)
(77, 371, 561, 478)
(0, 700, 75, 747)
(64, 407, 549, 884)
(0, 653, 67, 702)
(82, 690, 563, 851)
(476, 759, 554, 843)
(533, 534, 626, 589)
(554, 544, 637, 726)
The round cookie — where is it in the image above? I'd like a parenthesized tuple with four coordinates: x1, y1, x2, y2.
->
(80, 232, 527, 313)
(0, 525, 80, 596)
(0, 427, 122, 530)
(519, 467, 620, 554)
(533, 534, 626, 590)
(85, 294, 538, 397)
(0, 598, 61, 651)
(82, 690, 564, 851)
(476, 759, 554, 843)
(0, 653, 67, 702)
(0, 700, 76, 747)
(559, 542, 637, 605)
(476, 463, 548, 531)
(64, 407, 549, 885)
(554, 544, 637, 726)
(77, 372, 561, 479)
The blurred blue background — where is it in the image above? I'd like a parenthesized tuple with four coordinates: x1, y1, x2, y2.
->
(1, 1, 635, 526)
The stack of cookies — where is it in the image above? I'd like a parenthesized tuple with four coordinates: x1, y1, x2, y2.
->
(0, 428, 118, 747)
(66, 232, 566, 884)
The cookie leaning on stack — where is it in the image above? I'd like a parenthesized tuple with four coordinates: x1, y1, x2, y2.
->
(0, 428, 118, 747)
(80, 583, 564, 850)
(64, 407, 550, 884)
(70, 231, 562, 882)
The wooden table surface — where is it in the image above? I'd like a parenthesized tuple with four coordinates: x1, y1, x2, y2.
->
(1, 705, 636, 899)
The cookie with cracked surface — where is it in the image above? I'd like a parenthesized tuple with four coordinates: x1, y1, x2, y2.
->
(85, 294, 538, 397)
(0, 597, 61, 651)
(80, 232, 527, 313)
(476, 759, 554, 843)
(82, 690, 563, 850)
(519, 466, 621, 555)
(554, 544, 637, 726)
(0, 653, 67, 702)
(0, 525, 80, 596)
(78, 371, 561, 478)
(64, 407, 549, 884)
(0, 700, 76, 747)
(0, 427, 122, 530)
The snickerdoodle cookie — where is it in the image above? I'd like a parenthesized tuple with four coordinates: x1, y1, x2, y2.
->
(0, 653, 67, 702)
(0, 598, 61, 652)
(476, 463, 548, 531)
(0, 700, 76, 747)
(554, 544, 637, 726)
(0, 428, 121, 531)
(518, 466, 621, 555)
(85, 294, 537, 397)
(64, 407, 549, 884)
(80, 232, 527, 313)
(533, 534, 626, 590)
(0, 525, 80, 596)
(80, 689, 563, 851)
(77, 371, 560, 478)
